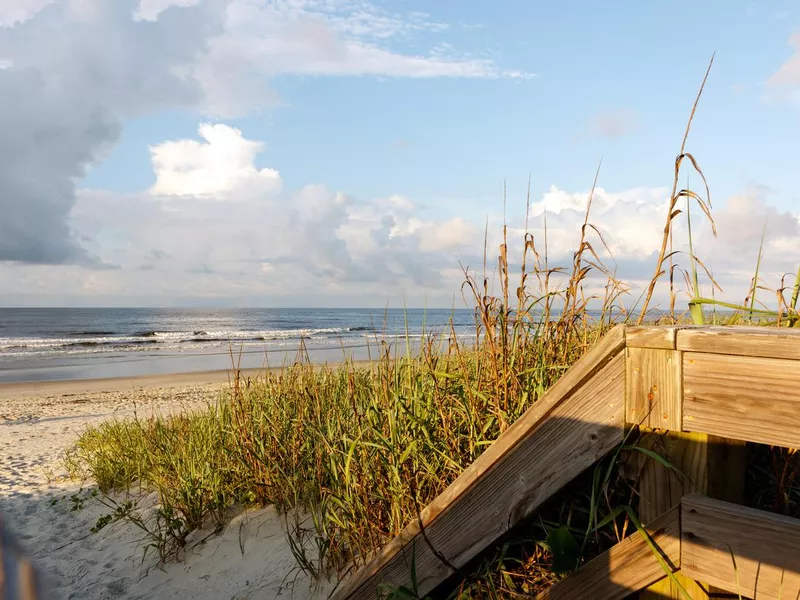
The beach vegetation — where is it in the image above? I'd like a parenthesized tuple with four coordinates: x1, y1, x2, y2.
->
(64, 57, 800, 597)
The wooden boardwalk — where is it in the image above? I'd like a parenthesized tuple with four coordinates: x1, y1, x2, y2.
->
(332, 325, 800, 600)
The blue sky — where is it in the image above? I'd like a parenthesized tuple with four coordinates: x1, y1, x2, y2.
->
(82, 0, 800, 207)
(0, 0, 799, 308)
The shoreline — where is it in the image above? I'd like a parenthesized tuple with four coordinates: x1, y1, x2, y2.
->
(0, 367, 269, 401)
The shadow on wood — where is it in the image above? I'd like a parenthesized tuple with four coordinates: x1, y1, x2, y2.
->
(331, 325, 800, 600)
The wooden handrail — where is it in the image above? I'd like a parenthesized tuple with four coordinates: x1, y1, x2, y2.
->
(331, 325, 627, 599)
(333, 325, 800, 599)
(539, 495, 800, 600)
(534, 507, 680, 600)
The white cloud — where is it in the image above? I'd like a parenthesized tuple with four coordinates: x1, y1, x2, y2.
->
(40, 124, 464, 302)
(0, 0, 52, 27)
(418, 217, 478, 252)
(702, 186, 800, 288)
(149, 123, 281, 197)
(193, 0, 529, 116)
(502, 183, 800, 309)
(0, 0, 527, 264)
(766, 30, 800, 105)
(525, 185, 669, 259)
(2, 127, 798, 308)
(0, 0, 225, 263)
(769, 31, 800, 86)
(134, 0, 201, 21)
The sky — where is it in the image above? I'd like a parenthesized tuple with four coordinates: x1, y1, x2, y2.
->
(0, 0, 799, 309)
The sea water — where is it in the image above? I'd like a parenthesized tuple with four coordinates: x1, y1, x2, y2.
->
(0, 307, 475, 382)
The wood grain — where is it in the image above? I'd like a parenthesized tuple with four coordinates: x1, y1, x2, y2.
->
(335, 352, 626, 600)
(682, 495, 800, 599)
(536, 506, 680, 600)
(683, 352, 800, 448)
(626, 326, 692, 350)
(332, 325, 626, 600)
(677, 326, 800, 360)
(638, 432, 708, 523)
(638, 432, 708, 600)
(626, 347, 682, 430)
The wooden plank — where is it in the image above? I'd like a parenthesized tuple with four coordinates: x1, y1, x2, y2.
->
(638, 432, 708, 600)
(706, 434, 746, 503)
(625, 347, 682, 430)
(536, 506, 680, 600)
(626, 326, 686, 350)
(332, 324, 626, 600)
(336, 351, 626, 600)
(634, 348, 745, 599)
(626, 342, 688, 600)
(683, 352, 800, 448)
(682, 495, 800, 599)
(638, 432, 708, 523)
(677, 326, 800, 360)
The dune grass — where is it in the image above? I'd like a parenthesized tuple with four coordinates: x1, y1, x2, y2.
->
(63, 59, 800, 597)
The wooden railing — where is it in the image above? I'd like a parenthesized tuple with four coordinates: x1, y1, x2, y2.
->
(332, 325, 800, 600)
(540, 495, 800, 599)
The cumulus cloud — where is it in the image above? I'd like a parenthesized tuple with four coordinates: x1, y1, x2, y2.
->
(0, 0, 522, 265)
(48, 125, 464, 302)
(701, 186, 800, 288)
(524, 185, 669, 259)
(500, 183, 800, 308)
(149, 123, 281, 197)
(3, 125, 798, 308)
(0, 0, 224, 263)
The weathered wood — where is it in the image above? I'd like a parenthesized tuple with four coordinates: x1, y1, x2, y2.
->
(626, 347, 682, 430)
(335, 350, 626, 600)
(638, 432, 708, 600)
(638, 432, 708, 523)
(683, 352, 800, 448)
(677, 326, 800, 360)
(682, 495, 800, 599)
(633, 345, 746, 599)
(334, 324, 800, 600)
(536, 506, 680, 600)
(625, 341, 699, 599)
(626, 326, 688, 350)
(332, 325, 626, 600)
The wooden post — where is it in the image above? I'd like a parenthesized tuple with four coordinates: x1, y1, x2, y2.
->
(626, 345, 746, 599)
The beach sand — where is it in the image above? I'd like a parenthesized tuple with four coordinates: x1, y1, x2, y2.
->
(0, 370, 334, 600)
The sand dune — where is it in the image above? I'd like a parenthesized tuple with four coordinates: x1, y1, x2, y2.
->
(0, 373, 333, 600)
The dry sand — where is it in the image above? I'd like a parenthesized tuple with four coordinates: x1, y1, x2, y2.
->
(0, 371, 335, 600)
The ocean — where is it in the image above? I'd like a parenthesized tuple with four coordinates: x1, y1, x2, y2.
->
(0, 307, 475, 383)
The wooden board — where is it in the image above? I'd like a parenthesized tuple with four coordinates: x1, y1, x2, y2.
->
(637, 432, 709, 600)
(638, 432, 708, 523)
(332, 325, 626, 600)
(334, 351, 626, 599)
(626, 347, 682, 430)
(677, 326, 800, 360)
(626, 326, 694, 350)
(682, 495, 800, 599)
(535, 506, 680, 600)
(683, 352, 800, 448)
